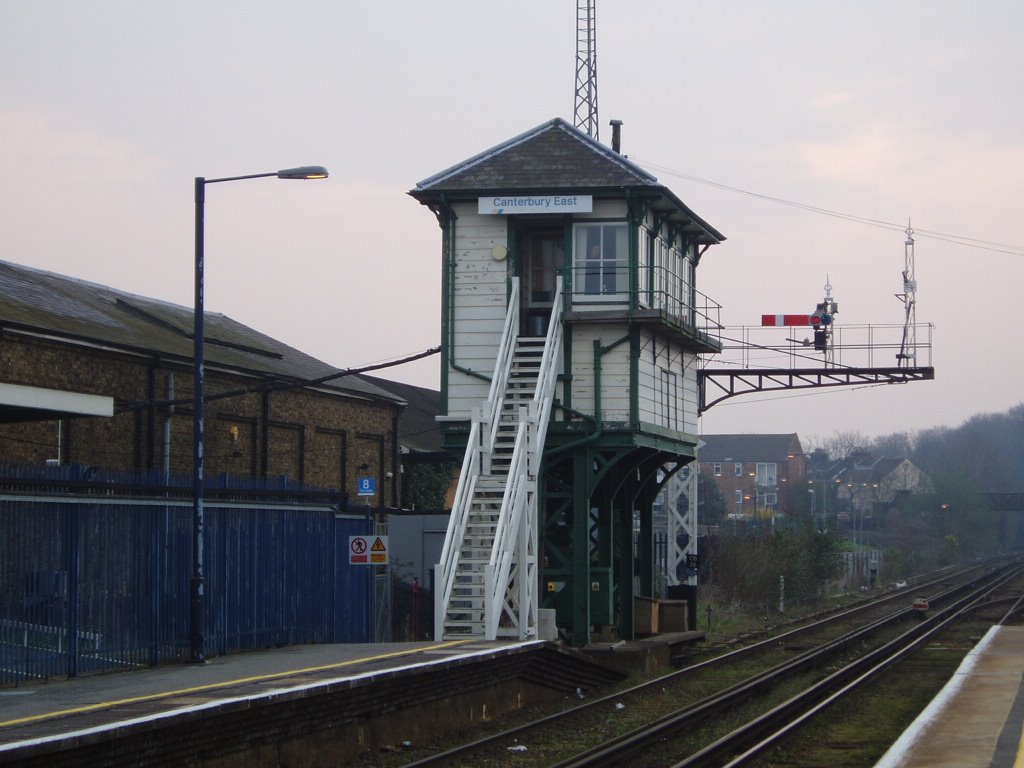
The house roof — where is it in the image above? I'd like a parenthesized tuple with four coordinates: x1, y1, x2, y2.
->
(832, 454, 911, 484)
(0, 259, 404, 407)
(698, 434, 803, 463)
(409, 117, 725, 246)
(357, 374, 445, 455)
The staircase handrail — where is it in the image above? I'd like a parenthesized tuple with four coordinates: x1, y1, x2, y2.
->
(486, 418, 530, 636)
(434, 416, 481, 637)
(530, 277, 564, 462)
(435, 278, 520, 639)
(481, 279, 520, 465)
(485, 279, 563, 637)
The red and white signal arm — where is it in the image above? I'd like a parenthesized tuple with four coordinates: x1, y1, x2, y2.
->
(761, 314, 812, 327)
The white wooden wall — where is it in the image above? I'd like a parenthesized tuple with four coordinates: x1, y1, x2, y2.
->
(635, 332, 700, 436)
(568, 325, 632, 423)
(444, 197, 700, 438)
(446, 203, 509, 417)
(567, 327, 699, 434)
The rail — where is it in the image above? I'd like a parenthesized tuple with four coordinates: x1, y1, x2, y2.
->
(433, 418, 481, 637)
(711, 322, 935, 371)
(563, 264, 722, 344)
(485, 418, 531, 637)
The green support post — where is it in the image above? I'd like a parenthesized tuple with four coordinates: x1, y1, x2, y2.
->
(572, 449, 592, 646)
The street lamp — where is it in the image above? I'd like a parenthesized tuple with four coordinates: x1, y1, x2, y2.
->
(191, 165, 328, 663)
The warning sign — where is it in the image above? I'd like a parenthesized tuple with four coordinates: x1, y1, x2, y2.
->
(349, 535, 389, 565)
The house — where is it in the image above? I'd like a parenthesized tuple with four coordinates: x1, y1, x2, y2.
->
(0, 259, 405, 507)
(832, 451, 934, 521)
(697, 434, 807, 520)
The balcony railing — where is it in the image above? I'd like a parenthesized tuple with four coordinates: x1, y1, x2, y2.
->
(564, 264, 722, 345)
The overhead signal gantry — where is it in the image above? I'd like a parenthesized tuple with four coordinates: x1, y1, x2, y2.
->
(698, 242, 935, 413)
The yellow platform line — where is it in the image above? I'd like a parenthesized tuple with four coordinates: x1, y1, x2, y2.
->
(0, 640, 473, 730)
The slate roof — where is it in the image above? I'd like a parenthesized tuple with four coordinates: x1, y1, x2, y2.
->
(0, 259, 404, 405)
(357, 374, 445, 455)
(410, 117, 725, 245)
(832, 454, 910, 484)
(698, 434, 804, 463)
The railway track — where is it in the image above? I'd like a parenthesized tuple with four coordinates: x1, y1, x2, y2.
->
(380, 558, 1022, 768)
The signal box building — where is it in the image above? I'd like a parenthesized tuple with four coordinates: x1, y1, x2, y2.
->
(411, 118, 725, 645)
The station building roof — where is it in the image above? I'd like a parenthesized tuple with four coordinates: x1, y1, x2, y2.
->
(0, 259, 405, 420)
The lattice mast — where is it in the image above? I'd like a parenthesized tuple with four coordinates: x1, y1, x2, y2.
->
(574, 0, 599, 139)
(897, 221, 918, 367)
(816, 277, 838, 367)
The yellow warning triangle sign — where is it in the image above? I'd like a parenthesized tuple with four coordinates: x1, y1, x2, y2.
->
(371, 537, 387, 552)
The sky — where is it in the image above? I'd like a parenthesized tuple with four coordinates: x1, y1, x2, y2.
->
(2, 1, 1022, 446)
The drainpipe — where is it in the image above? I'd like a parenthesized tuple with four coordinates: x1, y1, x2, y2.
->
(390, 406, 401, 509)
(437, 201, 490, 391)
(163, 373, 174, 479)
(545, 333, 630, 458)
(260, 391, 270, 477)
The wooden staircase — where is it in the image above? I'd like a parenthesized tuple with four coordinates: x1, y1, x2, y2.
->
(435, 279, 562, 641)
(441, 338, 543, 638)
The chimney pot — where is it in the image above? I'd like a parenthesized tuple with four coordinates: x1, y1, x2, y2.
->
(609, 119, 623, 153)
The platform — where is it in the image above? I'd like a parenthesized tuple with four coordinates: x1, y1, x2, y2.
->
(0, 638, 625, 766)
(874, 625, 1024, 768)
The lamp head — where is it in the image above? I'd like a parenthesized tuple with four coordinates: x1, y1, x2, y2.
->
(277, 165, 329, 180)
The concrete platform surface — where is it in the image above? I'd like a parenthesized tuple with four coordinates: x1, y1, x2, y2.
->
(0, 638, 528, 752)
(874, 625, 1024, 768)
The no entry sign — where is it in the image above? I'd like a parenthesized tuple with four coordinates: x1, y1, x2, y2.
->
(349, 535, 389, 565)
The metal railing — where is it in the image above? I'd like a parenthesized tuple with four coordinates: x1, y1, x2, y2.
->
(563, 264, 722, 343)
(0, 466, 370, 684)
(434, 280, 521, 638)
(483, 277, 563, 638)
(486, 417, 531, 637)
(712, 322, 935, 371)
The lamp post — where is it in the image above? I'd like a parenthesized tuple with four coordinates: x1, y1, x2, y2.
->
(191, 166, 328, 663)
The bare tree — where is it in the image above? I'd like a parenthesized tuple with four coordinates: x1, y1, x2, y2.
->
(804, 429, 868, 460)
(871, 430, 916, 457)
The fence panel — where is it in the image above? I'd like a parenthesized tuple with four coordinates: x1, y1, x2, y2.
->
(0, 466, 371, 684)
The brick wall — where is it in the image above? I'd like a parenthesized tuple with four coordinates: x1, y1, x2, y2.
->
(0, 332, 399, 504)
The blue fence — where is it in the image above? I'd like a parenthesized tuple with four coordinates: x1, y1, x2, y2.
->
(0, 464, 372, 685)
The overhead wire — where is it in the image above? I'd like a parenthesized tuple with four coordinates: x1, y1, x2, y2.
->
(115, 345, 442, 414)
(631, 157, 1024, 257)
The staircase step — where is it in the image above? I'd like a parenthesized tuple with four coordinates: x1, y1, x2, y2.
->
(437, 329, 557, 643)
(449, 592, 485, 604)
(443, 624, 485, 637)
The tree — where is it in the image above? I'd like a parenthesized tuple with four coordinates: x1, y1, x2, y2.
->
(401, 459, 454, 512)
(871, 430, 915, 457)
(699, 469, 727, 527)
(705, 522, 842, 609)
(805, 429, 868, 460)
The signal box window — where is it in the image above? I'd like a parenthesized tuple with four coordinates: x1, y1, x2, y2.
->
(575, 223, 626, 299)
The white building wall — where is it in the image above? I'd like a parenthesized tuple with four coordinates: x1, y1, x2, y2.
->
(568, 325, 631, 423)
(444, 196, 703, 437)
(636, 332, 700, 436)
(578, 199, 628, 220)
(568, 327, 699, 434)
(447, 203, 510, 417)
(682, 362, 699, 435)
